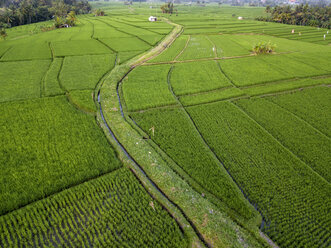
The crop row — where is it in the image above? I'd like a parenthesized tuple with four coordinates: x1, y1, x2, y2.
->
(130, 107, 256, 220)
(235, 96, 331, 182)
(122, 64, 177, 111)
(0, 167, 187, 248)
(0, 96, 121, 215)
(186, 101, 330, 248)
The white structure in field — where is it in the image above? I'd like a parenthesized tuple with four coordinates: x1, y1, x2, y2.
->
(238, 16, 243, 20)
(149, 16, 157, 22)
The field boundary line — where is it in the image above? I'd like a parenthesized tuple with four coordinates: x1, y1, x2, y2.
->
(138, 20, 184, 64)
(166, 65, 261, 221)
(0, 46, 12, 60)
(40, 60, 54, 98)
(48, 42, 55, 61)
(178, 85, 233, 97)
(107, 18, 162, 35)
(216, 60, 241, 88)
(94, 18, 153, 47)
(57, 57, 66, 93)
(144, 51, 294, 66)
(265, 98, 331, 141)
(174, 35, 190, 61)
(94, 38, 118, 53)
(232, 102, 330, 185)
(182, 83, 329, 108)
(97, 91, 210, 248)
(166, 65, 275, 246)
(0, 165, 123, 217)
(94, 21, 213, 247)
(205, 35, 218, 58)
(97, 17, 276, 248)
(239, 74, 331, 89)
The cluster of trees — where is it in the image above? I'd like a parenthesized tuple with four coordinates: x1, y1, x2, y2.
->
(161, 2, 174, 14)
(0, 0, 91, 28)
(256, 4, 331, 28)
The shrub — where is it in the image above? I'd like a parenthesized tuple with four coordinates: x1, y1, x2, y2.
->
(252, 41, 276, 54)
(0, 28, 7, 40)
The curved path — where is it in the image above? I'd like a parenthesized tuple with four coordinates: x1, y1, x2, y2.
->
(96, 18, 274, 248)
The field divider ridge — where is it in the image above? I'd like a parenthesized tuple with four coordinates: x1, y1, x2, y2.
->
(96, 17, 274, 248)
(94, 20, 211, 248)
(166, 64, 270, 233)
(174, 35, 190, 61)
(232, 102, 330, 185)
(264, 97, 331, 141)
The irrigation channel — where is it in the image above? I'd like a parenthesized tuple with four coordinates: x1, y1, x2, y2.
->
(96, 18, 279, 248)
(95, 20, 212, 248)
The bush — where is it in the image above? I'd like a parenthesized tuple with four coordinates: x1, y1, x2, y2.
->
(252, 41, 276, 54)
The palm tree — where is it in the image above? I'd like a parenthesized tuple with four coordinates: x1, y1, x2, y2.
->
(2, 10, 13, 27)
(65, 10, 76, 26)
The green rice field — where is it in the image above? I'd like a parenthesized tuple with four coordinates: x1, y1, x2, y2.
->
(0, 2, 330, 248)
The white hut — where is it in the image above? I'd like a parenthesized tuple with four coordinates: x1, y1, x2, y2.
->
(238, 16, 243, 20)
(149, 16, 157, 22)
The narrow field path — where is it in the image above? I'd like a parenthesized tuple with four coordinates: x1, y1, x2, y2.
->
(98, 18, 275, 248)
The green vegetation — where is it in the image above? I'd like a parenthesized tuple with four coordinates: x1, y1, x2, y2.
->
(252, 41, 275, 54)
(149, 35, 189, 63)
(60, 54, 116, 90)
(269, 87, 331, 138)
(51, 39, 112, 57)
(0, 0, 91, 28)
(0, 60, 50, 102)
(122, 64, 177, 111)
(257, 4, 331, 29)
(187, 101, 330, 248)
(0, 2, 330, 247)
(0, 167, 187, 247)
(235, 97, 331, 182)
(130, 108, 256, 220)
(0, 96, 121, 215)
(1, 41, 51, 61)
(177, 35, 215, 60)
(180, 87, 245, 106)
(44, 58, 65, 96)
(67, 90, 96, 113)
(171, 60, 231, 95)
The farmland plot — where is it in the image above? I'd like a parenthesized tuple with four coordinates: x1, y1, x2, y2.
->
(219, 56, 288, 87)
(176, 35, 215, 61)
(187, 101, 331, 248)
(130, 108, 256, 220)
(51, 39, 112, 57)
(0, 41, 51, 61)
(0, 60, 50, 102)
(268, 87, 331, 138)
(0, 168, 187, 248)
(235, 97, 331, 182)
(68, 90, 96, 113)
(180, 87, 245, 106)
(60, 54, 116, 90)
(122, 64, 177, 111)
(91, 19, 131, 39)
(171, 60, 231, 95)
(208, 34, 250, 57)
(0, 13, 194, 247)
(241, 77, 330, 96)
(0, 96, 121, 215)
(149, 35, 189, 63)
(99, 37, 151, 52)
(44, 58, 65, 97)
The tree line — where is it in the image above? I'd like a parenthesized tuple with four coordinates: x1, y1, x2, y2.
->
(0, 0, 91, 28)
(256, 4, 331, 29)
